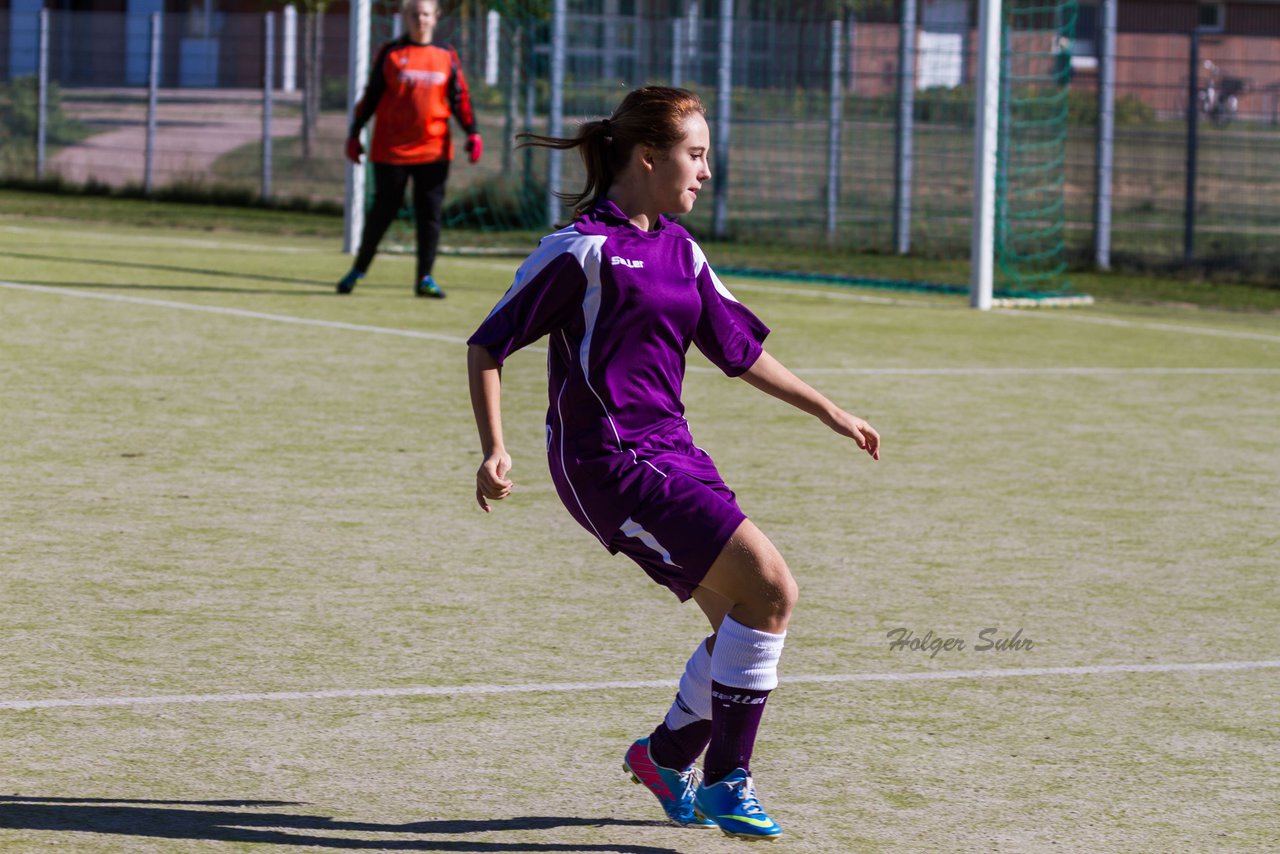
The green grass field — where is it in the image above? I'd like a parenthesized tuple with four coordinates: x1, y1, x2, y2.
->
(1, 206, 1278, 853)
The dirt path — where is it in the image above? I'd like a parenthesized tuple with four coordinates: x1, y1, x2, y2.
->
(53, 88, 321, 186)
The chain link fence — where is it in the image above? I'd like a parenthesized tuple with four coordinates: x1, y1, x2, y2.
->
(2, 0, 1278, 279)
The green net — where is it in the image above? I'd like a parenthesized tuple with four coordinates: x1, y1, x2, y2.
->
(996, 0, 1077, 294)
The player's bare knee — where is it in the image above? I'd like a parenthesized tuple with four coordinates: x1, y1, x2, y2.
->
(758, 555, 797, 621)
(771, 572, 799, 621)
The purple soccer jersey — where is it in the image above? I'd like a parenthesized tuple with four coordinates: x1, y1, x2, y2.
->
(469, 200, 769, 591)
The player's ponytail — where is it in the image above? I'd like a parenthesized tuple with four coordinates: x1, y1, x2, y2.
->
(518, 86, 705, 220)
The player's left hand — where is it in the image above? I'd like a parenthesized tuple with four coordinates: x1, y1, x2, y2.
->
(466, 133, 483, 164)
(824, 408, 881, 460)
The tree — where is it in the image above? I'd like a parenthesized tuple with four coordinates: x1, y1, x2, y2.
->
(263, 0, 327, 160)
(297, 0, 327, 160)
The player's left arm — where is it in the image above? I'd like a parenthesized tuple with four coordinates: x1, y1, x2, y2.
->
(740, 351, 880, 460)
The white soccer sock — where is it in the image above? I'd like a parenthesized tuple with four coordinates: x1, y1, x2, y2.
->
(663, 635, 714, 729)
(709, 614, 786, 690)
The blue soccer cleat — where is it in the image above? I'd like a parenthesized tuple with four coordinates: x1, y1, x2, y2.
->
(693, 768, 783, 840)
(415, 275, 446, 299)
(336, 268, 363, 294)
(623, 738, 717, 828)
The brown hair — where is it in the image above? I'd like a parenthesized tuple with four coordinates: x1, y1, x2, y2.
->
(518, 86, 706, 219)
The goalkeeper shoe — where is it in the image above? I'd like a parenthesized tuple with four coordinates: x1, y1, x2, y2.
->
(693, 768, 782, 840)
(336, 268, 363, 295)
(415, 275, 446, 299)
(623, 738, 717, 828)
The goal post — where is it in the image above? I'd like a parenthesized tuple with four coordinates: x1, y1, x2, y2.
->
(970, 0, 1002, 310)
(974, 0, 1088, 307)
(343, 0, 371, 255)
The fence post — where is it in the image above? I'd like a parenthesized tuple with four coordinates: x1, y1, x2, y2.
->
(672, 18, 685, 87)
(1183, 30, 1199, 263)
(827, 19, 843, 245)
(485, 10, 500, 86)
(344, 0, 370, 255)
(36, 8, 49, 181)
(712, 0, 734, 240)
(502, 22, 518, 175)
(263, 12, 275, 202)
(283, 4, 298, 92)
(1093, 0, 1116, 270)
(894, 0, 916, 254)
(547, 0, 567, 228)
(144, 12, 161, 196)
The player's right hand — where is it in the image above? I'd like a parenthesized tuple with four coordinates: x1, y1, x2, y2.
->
(476, 451, 514, 512)
(344, 137, 364, 164)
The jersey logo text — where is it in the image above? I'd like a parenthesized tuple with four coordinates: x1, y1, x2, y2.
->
(611, 256, 644, 269)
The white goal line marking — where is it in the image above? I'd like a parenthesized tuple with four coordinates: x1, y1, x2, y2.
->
(3, 281, 1274, 375)
(2, 659, 1277, 712)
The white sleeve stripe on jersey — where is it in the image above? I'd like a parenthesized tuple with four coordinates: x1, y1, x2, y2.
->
(686, 238, 741, 304)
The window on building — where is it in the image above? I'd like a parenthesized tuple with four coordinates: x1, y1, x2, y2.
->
(1197, 2, 1225, 33)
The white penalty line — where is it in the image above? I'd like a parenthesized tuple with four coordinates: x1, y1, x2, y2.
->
(3, 659, 1277, 712)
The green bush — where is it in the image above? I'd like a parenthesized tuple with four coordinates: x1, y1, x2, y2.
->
(444, 174, 545, 229)
(1064, 88, 1156, 126)
(0, 76, 93, 176)
(0, 76, 91, 145)
(321, 76, 350, 112)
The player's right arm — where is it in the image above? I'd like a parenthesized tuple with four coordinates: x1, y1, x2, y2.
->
(468, 344, 513, 512)
(348, 43, 393, 149)
(465, 240, 590, 512)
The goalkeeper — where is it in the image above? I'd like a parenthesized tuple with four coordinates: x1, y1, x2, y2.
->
(337, 0, 481, 299)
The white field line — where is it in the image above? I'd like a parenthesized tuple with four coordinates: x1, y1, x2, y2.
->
(0, 281, 473, 348)
(3, 282, 1274, 377)
(2, 659, 1277, 712)
(4, 219, 1278, 341)
(5, 233, 1278, 344)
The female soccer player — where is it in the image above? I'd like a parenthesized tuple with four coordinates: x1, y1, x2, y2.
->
(466, 86, 879, 840)
(338, 0, 482, 299)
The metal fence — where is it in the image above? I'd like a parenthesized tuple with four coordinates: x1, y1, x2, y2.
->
(2, 1, 1278, 277)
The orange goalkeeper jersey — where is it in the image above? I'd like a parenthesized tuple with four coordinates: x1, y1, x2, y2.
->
(349, 37, 477, 165)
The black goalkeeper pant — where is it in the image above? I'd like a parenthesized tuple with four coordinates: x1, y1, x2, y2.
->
(354, 160, 450, 283)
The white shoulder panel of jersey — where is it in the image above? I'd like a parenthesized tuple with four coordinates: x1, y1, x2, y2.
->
(484, 228, 606, 319)
(687, 238, 741, 304)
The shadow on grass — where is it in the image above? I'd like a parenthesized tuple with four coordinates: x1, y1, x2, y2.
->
(0, 250, 328, 289)
(0, 796, 681, 852)
(16, 280, 336, 297)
